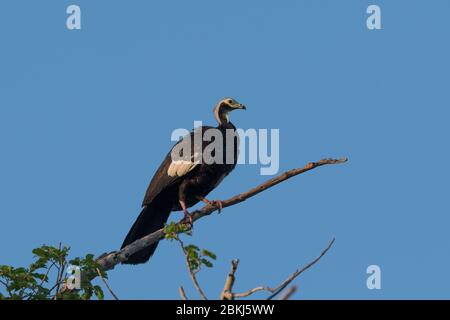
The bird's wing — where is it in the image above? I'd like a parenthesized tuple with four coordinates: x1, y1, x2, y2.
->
(141, 127, 208, 207)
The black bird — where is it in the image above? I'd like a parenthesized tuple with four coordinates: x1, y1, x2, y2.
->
(121, 98, 246, 264)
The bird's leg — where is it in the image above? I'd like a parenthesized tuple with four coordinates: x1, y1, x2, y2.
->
(197, 196, 224, 213)
(179, 200, 193, 225)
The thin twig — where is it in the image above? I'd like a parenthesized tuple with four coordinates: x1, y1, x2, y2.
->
(40, 262, 55, 287)
(53, 243, 64, 299)
(231, 238, 335, 300)
(176, 237, 208, 300)
(27, 262, 56, 300)
(1, 279, 13, 297)
(266, 238, 335, 300)
(279, 286, 297, 300)
(96, 268, 119, 300)
(220, 259, 240, 300)
(178, 286, 188, 300)
(48, 281, 67, 295)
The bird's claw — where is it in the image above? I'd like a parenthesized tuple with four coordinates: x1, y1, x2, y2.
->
(181, 211, 193, 227)
(197, 197, 224, 213)
(211, 200, 223, 213)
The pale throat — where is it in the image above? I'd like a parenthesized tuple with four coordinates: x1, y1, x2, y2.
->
(215, 108, 230, 125)
(222, 112, 230, 123)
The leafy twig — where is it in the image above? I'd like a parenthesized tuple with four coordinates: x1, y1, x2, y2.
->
(96, 268, 119, 300)
(175, 236, 208, 300)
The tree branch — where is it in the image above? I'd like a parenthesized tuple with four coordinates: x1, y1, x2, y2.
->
(279, 286, 297, 300)
(267, 237, 335, 299)
(92, 157, 347, 277)
(96, 268, 119, 300)
(231, 238, 335, 299)
(176, 237, 208, 300)
(178, 286, 188, 300)
(220, 259, 240, 300)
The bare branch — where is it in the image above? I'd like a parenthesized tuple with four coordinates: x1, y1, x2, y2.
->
(231, 238, 335, 299)
(279, 286, 297, 300)
(178, 286, 188, 300)
(96, 268, 119, 300)
(266, 237, 335, 300)
(95, 157, 347, 273)
(176, 237, 208, 300)
(220, 259, 240, 300)
(27, 262, 56, 300)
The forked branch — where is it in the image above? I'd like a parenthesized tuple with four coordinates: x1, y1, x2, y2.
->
(175, 236, 208, 300)
(221, 238, 335, 300)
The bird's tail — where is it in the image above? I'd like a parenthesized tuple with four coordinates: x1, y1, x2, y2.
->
(121, 201, 172, 264)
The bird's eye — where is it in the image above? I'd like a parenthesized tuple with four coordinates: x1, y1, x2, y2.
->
(228, 99, 233, 104)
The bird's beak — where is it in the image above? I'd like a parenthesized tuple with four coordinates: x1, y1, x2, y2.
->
(239, 104, 246, 110)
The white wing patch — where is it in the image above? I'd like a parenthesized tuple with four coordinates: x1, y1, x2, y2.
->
(167, 152, 201, 177)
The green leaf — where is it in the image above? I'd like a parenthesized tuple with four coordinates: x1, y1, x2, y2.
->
(69, 257, 81, 266)
(32, 248, 49, 259)
(201, 249, 217, 260)
(200, 258, 213, 268)
(185, 244, 200, 252)
(31, 272, 48, 282)
(93, 285, 104, 300)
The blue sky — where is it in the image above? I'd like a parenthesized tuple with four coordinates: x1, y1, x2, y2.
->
(1, 0, 449, 299)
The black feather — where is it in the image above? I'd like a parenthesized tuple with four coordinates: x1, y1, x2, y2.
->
(121, 198, 172, 264)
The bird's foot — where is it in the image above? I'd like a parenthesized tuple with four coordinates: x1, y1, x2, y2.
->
(211, 200, 224, 213)
(179, 200, 193, 227)
(198, 197, 224, 213)
(181, 210, 193, 226)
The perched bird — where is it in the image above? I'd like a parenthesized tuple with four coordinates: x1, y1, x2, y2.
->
(121, 98, 246, 264)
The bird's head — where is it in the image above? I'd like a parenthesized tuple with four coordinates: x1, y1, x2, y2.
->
(213, 97, 246, 125)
